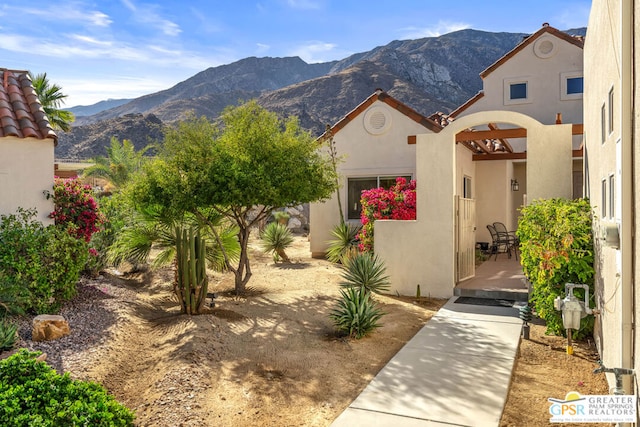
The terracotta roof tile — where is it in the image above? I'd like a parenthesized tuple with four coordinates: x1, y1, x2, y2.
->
(0, 69, 57, 144)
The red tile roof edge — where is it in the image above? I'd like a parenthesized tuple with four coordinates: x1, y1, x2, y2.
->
(480, 24, 585, 79)
(318, 89, 442, 141)
(0, 68, 58, 145)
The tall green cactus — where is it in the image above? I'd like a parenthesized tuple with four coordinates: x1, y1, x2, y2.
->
(175, 226, 208, 314)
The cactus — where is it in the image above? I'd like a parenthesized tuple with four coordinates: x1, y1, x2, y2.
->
(175, 226, 208, 314)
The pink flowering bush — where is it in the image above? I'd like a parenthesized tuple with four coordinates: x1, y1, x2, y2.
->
(48, 177, 104, 242)
(357, 177, 416, 252)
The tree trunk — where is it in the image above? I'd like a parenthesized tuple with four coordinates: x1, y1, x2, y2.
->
(234, 225, 252, 294)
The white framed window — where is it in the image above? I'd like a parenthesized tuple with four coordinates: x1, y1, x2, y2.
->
(560, 71, 583, 100)
(504, 77, 531, 105)
(601, 179, 607, 219)
(347, 175, 411, 220)
(601, 103, 606, 144)
(463, 175, 472, 199)
(609, 174, 615, 219)
(608, 87, 614, 135)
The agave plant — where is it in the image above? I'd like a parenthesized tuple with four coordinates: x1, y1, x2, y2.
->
(340, 253, 390, 295)
(0, 318, 18, 352)
(326, 222, 361, 263)
(261, 222, 294, 263)
(330, 287, 384, 339)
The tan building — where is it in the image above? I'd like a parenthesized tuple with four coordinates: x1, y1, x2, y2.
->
(0, 69, 56, 224)
(583, 0, 637, 397)
(374, 25, 584, 297)
(309, 90, 441, 257)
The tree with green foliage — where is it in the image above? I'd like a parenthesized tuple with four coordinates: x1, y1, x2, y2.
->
(83, 138, 152, 191)
(29, 72, 74, 132)
(131, 102, 336, 294)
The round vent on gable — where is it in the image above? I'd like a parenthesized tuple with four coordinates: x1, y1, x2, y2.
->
(363, 106, 392, 135)
(533, 36, 557, 59)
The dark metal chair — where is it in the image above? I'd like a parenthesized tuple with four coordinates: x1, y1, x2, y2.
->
(493, 222, 519, 260)
(487, 224, 515, 260)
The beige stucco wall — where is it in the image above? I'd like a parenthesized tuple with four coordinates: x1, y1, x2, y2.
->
(462, 32, 583, 127)
(0, 138, 55, 224)
(376, 110, 573, 296)
(634, 0, 640, 396)
(309, 100, 436, 257)
(584, 0, 626, 386)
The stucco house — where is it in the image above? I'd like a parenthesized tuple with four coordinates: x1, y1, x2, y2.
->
(309, 90, 441, 257)
(0, 69, 57, 224)
(373, 24, 584, 297)
(583, 0, 637, 397)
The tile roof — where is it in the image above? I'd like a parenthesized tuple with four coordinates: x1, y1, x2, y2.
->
(318, 89, 442, 140)
(0, 69, 57, 144)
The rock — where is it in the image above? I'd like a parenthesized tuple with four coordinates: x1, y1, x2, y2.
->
(32, 315, 70, 342)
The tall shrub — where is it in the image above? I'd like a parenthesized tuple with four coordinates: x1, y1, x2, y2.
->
(357, 177, 416, 252)
(517, 198, 594, 338)
(0, 209, 88, 314)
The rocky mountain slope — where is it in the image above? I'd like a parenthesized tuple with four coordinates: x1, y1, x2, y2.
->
(57, 27, 586, 160)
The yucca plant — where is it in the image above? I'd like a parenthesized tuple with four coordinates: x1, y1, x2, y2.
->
(340, 253, 390, 295)
(326, 222, 361, 263)
(261, 222, 294, 263)
(330, 287, 384, 339)
(0, 318, 18, 352)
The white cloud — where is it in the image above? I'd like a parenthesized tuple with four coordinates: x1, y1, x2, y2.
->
(256, 43, 271, 55)
(69, 34, 113, 47)
(119, 0, 182, 36)
(399, 21, 471, 39)
(289, 41, 339, 63)
(5, 3, 111, 27)
(286, 0, 322, 10)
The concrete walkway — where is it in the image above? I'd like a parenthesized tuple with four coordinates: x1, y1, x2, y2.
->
(331, 297, 523, 427)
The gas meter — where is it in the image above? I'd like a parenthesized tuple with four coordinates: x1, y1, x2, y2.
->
(554, 283, 593, 354)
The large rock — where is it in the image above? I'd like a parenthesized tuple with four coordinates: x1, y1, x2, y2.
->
(32, 315, 70, 342)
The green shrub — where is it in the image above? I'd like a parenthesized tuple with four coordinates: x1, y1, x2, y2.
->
(340, 253, 390, 295)
(260, 222, 294, 263)
(517, 198, 594, 338)
(330, 287, 384, 339)
(0, 349, 135, 426)
(0, 318, 18, 352)
(326, 222, 360, 263)
(0, 209, 88, 314)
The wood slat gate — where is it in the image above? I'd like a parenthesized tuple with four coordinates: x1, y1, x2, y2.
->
(456, 196, 476, 282)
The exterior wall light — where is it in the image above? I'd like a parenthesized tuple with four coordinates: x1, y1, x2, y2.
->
(511, 179, 520, 192)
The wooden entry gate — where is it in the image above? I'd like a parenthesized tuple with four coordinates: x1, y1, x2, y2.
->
(456, 196, 476, 282)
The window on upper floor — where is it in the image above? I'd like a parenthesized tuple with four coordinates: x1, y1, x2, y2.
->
(601, 103, 606, 144)
(608, 87, 614, 134)
(561, 72, 584, 100)
(601, 179, 607, 219)
(609, 174, 615, 219)
(503, 77, 531, 105)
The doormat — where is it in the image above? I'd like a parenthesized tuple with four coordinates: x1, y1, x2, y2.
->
(454, 296, 515, 307)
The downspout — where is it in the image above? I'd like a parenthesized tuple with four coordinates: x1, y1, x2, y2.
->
(620, 0, 634, 394)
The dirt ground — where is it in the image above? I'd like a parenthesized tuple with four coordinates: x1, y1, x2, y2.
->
(14, 234, 612, 426)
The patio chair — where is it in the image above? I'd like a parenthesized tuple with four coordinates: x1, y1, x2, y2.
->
(487, 224, 514, 261)
(493, 222, 519, 260)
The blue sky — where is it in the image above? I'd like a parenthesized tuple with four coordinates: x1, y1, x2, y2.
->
(0, 0, 591, 107)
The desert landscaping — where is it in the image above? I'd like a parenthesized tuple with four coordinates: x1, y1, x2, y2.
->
(4, 233, 609, 427)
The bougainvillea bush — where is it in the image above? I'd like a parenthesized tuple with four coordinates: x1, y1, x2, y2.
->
(48, 177, 104, 242)
(357, 177, 416, 252)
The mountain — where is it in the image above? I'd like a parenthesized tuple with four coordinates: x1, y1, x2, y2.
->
(68, 98, 132, 118)
(56, 27, 586, 160)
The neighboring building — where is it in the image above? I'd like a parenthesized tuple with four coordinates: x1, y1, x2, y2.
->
(583, 0, 637, 397)
(309, 90, 441, 258)
(374, 25, 583, 297)
(0, 69, 57, 224)
(451, 23, 585, 245)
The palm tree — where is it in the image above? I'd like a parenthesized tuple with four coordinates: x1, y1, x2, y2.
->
(29, 72, 75, 132)
(83, 138, 152, 191)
